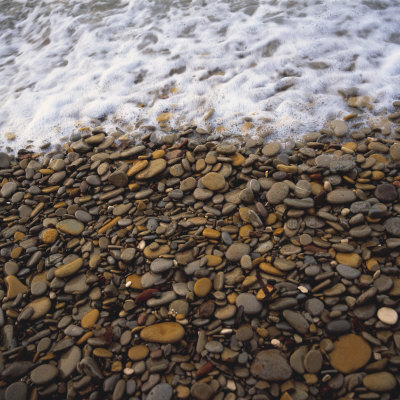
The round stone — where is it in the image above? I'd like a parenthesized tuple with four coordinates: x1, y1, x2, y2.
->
(81, 309, 99, 329)
(128, 345, 149, 361)
(282, 310, 309, 334)
(389, 142, 400, 161)
(374, 183, 398, 202)
(30, 364, 58, 385)
(140, 322, 185, 343)
(58, 345, 81, 379)
(305, 298, 324, 316)
(54, 257, 83, 278)
(147, 383, 173, 400)
(136, 159, 167, 179)
(262, 141, 281, 157)
(31, 281, 47, 296)
(5, 382, 28, 400)
(329, 334, 371, 373)
(226, 243, 250, 262)
(304, 349, 323, 373)
(150, 258, 174, 273)
(363, 372, 397, 392)
(214, 304, 237, 320)
(327, 189, 356, 204)
(42, 228, 58, 244)
(56, 219, 84, 236)
(191, 382, 214, 400)
(24, 297, 51, 320)
(235, 293, 262, 315)
(336, 264, 361, 279)
(384, 217, 400, 237)
(205, 340, 224, 353)
(202, 172, 225, 191)
(336, 253, 361, 268)
(267, 182, 289, 205)
(0, 152, 10, 169)
(326, 320, 351, 335)
(194, 278, 212, 297)
(1, 181, 17, 198)
(377, 307, 398, 325)
(108, 170, 128, 187)
(250, 349, 292, 381)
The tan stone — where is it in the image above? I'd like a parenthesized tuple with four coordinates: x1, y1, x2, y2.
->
(126, 274, 143, 289)
(205, 255, 222, 267)
(336, 253, 361, 268)
(54, 257, 83, 278)
(81, 309, 99, 329)
(56, 219, 84, 236)
(25, 297, 52, 320)
(5, 275, 28, 299)
(329, 334, 371, 373)
(128, 345, 149, 361)
(194, 278, 212, 297)
(127, 160, 148, 177)
(259, 263, 284, 276)
(42, 228, 58, 244)
(201, 172, 225, 191)
(230, 153, 245, 166)
(140, 322, 185, 343)
(143, 244, 170, 259)
(136, 159, 166, 179)
(202, 228, 220, 239)
(93, 348, 112, 358)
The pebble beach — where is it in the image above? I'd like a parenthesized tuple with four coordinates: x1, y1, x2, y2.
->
(1, 96, 400, 400)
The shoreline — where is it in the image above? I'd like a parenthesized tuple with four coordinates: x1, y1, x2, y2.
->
(0, 106, 400, 400)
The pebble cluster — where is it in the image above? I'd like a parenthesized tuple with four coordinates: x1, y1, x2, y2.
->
(1, 107, 400, 400)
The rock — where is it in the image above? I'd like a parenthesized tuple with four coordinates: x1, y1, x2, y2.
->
(201, 172, 225, 191)
(58, 345, 81, 379)
(64, 274, 89, 294)
(194, 278, 212, 297)
(389, 142, 400, 161)
(282, 310, 309, 334)
(385, 217, 400, 237)
(54, 257, 83, 278)
(262, 142, 281, 157)
(30, 364, 58, 385)
(1, 181, 17, 198)
(235, 293, 262, 315)
(24, 297, 51, 320)
(330, 120, 348, 137)
(305, 298, 324, 316)
(250, 350, 292, 381)
(56, 219, 84, 236)
(377, 307, 398, 325)
(326, 320, 351, 335)
(226, 243, 250, 261)
(140, 322, 185, 343)
(108, 170, 128, 187)
(0, 152, 10, 168)
(363, 372, 397, 392)
(128, 345, 149, 361)
(374, 183, 398, 202)
(304, 349, 323, 373)
(329, 334, 371, 373)
(191, 382, 214, 400)
(5, 382, 28, 400)
(290, 346, 307, 374)
(5, 275, 28, 299)
(327, 189, 356, 204)
(81, 309, 99, 329)
(349, 225, 371, 238)
(336, 264, 361, 279)
(147, 383, 173, 400)
(136, 159, 166, 179)
(267, 182, 289, 205)
(336, 253, 361, 268)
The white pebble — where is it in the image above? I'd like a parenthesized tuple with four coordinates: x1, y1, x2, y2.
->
(125, 281, 132, 288)
(298, 285, 308, 294)
(377, 307, 398, 325)
(123, 368, 134, 375)
(271, 339, 281, 348)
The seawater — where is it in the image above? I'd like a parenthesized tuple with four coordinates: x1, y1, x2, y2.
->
(0, 0, 400, 149)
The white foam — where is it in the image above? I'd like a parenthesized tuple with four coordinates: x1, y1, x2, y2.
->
(0, 0, 399, 150)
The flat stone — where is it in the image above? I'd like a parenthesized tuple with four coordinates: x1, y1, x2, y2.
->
(214, 305, 236, 320)
(250, 349, 292, 381)
(327, 189, 356, 204)
(374, 275, 393, 292)
(136, 159, 167, 179)
(304, 349, 323, 373)
(385, 217, 400, 237)
(56, 219, 84, 236)
(169, 300, 189, 316)
(331, 119, 348, 137)
(81, 309, 99, 329)
(375, 183, 398, 202)
(25, 297, 51, 320)
(389, 142, 400, 161)
(191, 382, 214, 400)
(30, 364, 58, 385)
(147, 291, 176, 307)
(282, 310, 309, 334)
(326, 320, 351, 335)
(329, 334, 371, 373)
(54, 257, 83, 278)
(305, 298, 324, 316)
(42, 228, 58, 244)
(58, 345, 81, 379)
(363, 372, 397, 392)
(262, 142, 281, 157)
(1, 182, 17, 198)
(336, 253, 361, 268)
(108, 170, 128, 187)
(194, 278, 212, 297)
(290, 346, 307, 374)
(31, 281, 47, 296)
(267, 182, 289, 205)
(5, 382, 28, 400)
(377, 307, 398, 325)
(150, 258, 174, 273)
(64, 274, 89, 294)
(140, 322, 185, 343)
(5, 275, 28, 299)
(269, 297, 298, 311)
(128, 345, 149, 361)
(147, 383, 173, 400)
(120, 248, 136, 262)
(349, 225, 371, 238)
(0, 152, 10, 169)
(202, 172, 225, 191)
(226, 243, 250, 262)
(236, 293, 262, 315)
(205, 341, 224, 353)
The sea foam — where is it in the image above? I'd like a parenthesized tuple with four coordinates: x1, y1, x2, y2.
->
(0, 0, 399, 149)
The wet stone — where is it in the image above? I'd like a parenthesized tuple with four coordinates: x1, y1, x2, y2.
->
(251, 349, 292, 381)
(374, 183, 398, 202)
(146, 383, 173, 400)
(30, 364, 58, 385)
(235, 293, 262, 315)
